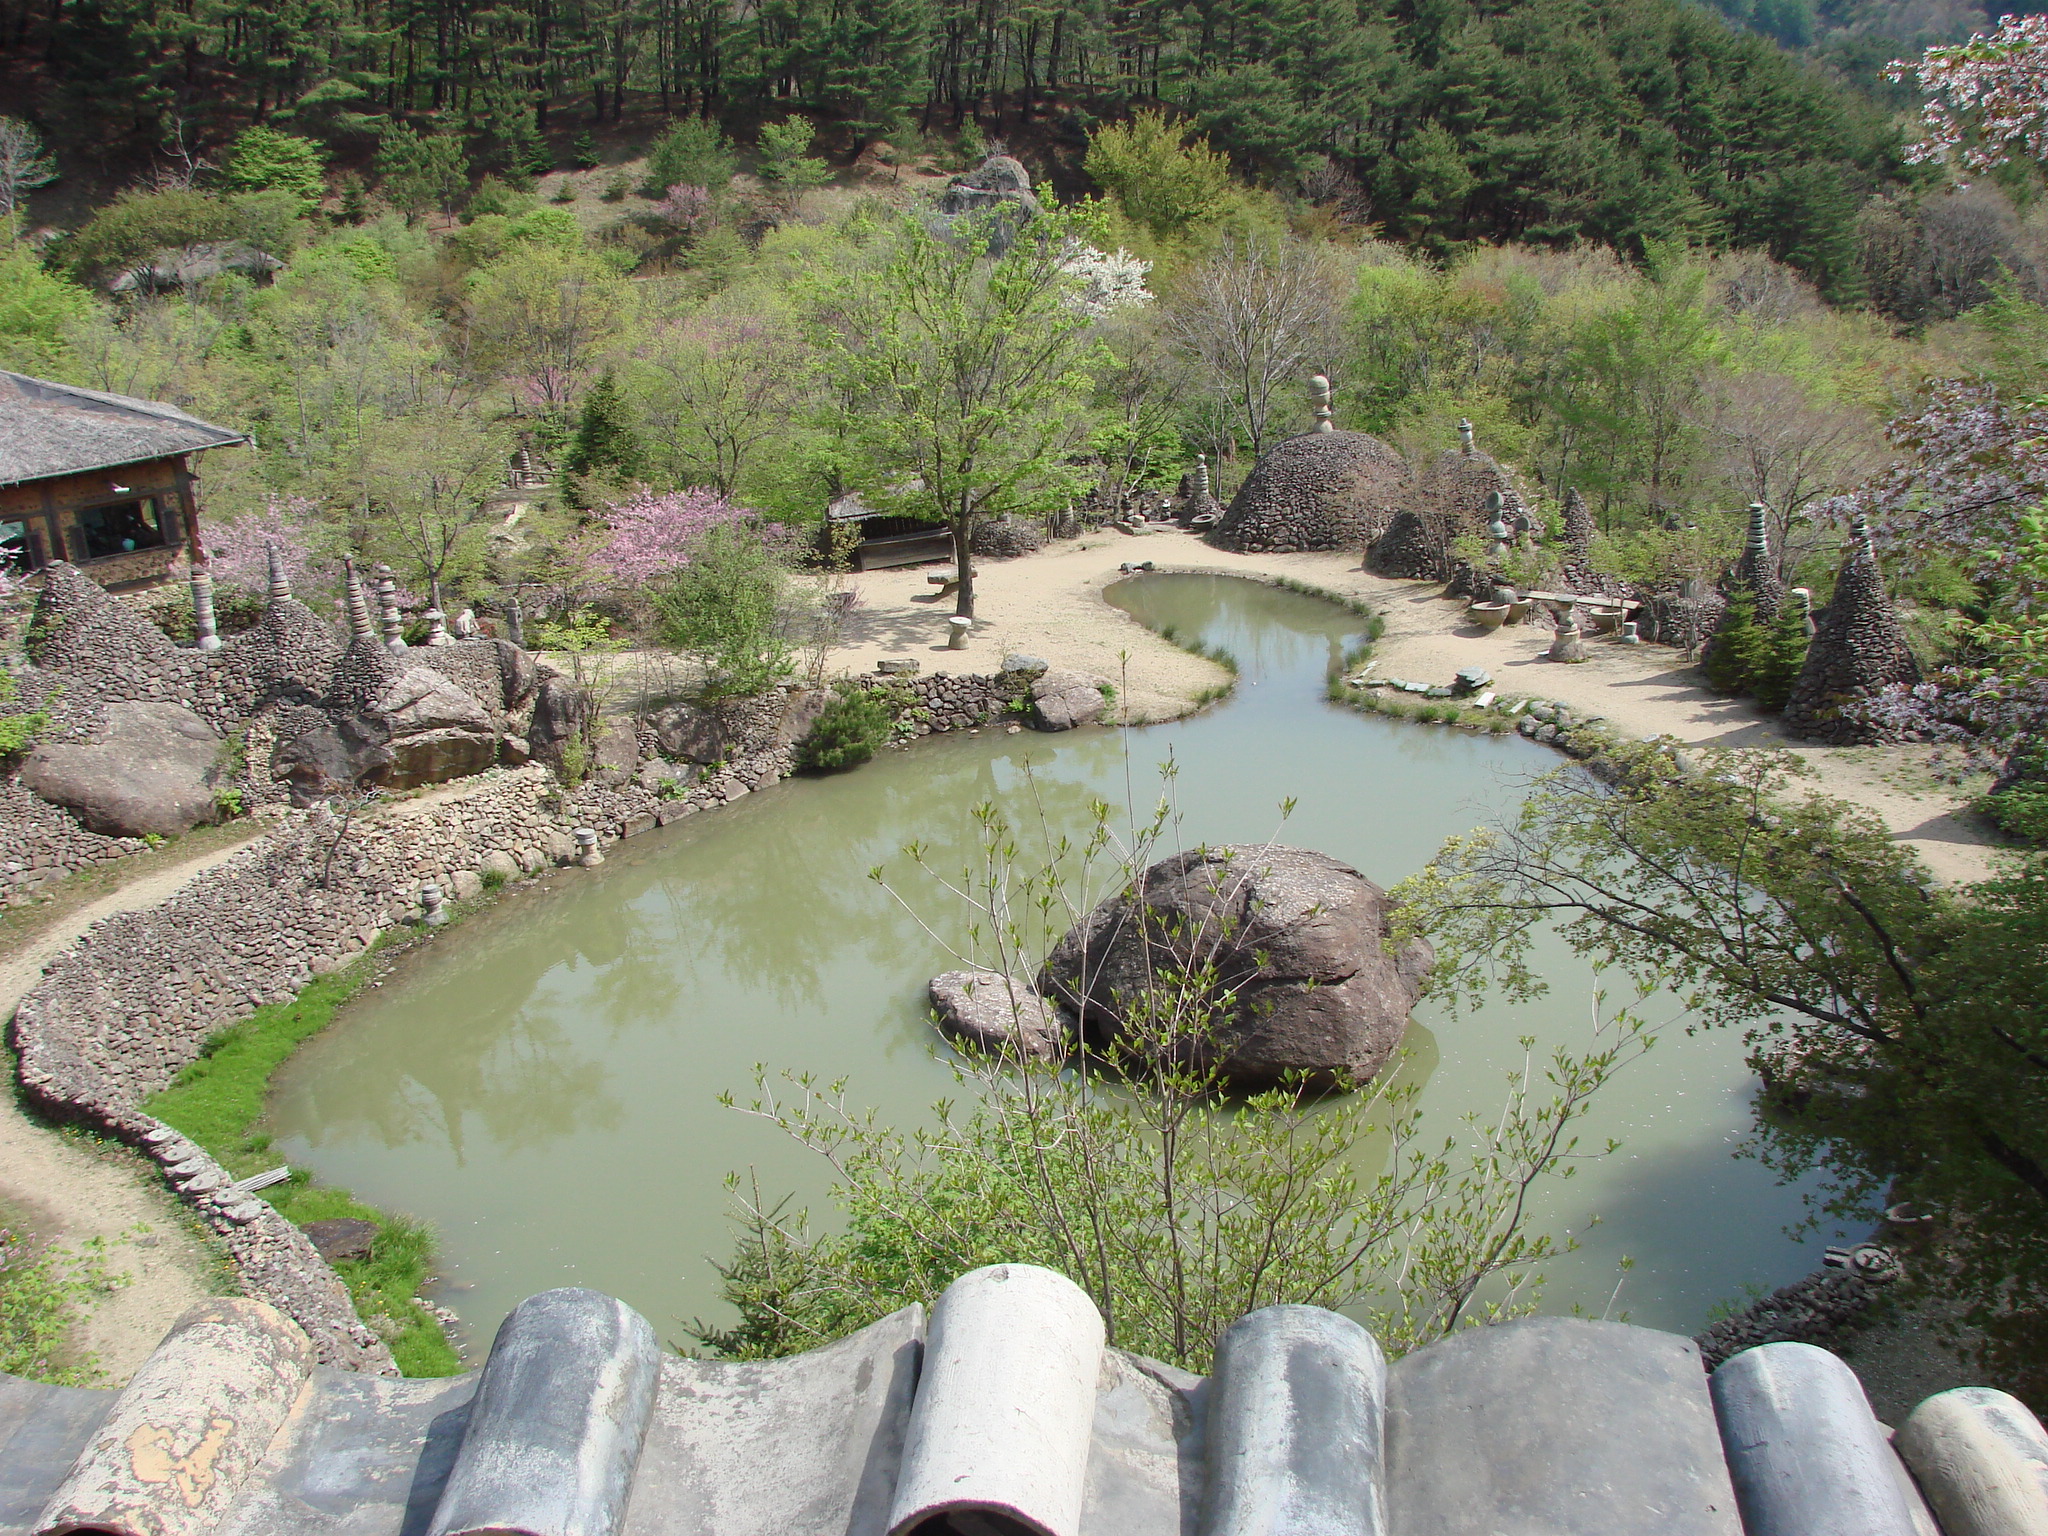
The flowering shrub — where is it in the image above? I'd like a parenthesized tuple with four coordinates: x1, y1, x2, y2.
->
(654, 183, 712, 232)
(1891, 15, 2048, 176)
(1821, 380, 2048, 585)
(1058, 243, 1152, 317)
(591, 487, 777, 584)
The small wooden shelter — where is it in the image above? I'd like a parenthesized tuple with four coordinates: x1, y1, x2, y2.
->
(825, 493, 953, 571)
(0, 370, 248, 592)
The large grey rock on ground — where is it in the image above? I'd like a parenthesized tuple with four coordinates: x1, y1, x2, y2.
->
(271, 711, 395, 804)
(1030, 670, 1108, 732)
(22, 701, 223, 835)
(375, 667, 497, 733)
(528, 674, 594, 765)
(384, 728, 500, 789)
(928, 969, 1067, 1060)
(1037, 844, 1433, 1090)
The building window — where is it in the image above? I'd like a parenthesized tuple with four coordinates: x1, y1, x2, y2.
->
(1, 516, 48, 572)
(78, 498, 169, 560)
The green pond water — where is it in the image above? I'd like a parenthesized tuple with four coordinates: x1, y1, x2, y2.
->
(268, 573, 1849, 1350)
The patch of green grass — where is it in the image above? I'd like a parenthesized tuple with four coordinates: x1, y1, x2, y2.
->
(146, 958, 463, 1376)
(1337, 684, 1502, 731)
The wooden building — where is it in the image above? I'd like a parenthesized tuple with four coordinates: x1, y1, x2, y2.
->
(0, 370, 248, 592)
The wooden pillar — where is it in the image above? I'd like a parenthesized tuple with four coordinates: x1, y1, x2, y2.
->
(173, 454, 204, 563)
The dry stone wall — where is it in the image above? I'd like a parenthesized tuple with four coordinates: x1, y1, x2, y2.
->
(7, 667, 1043, 1372)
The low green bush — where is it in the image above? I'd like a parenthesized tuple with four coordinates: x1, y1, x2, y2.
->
(795, 689, 896, 772)
(1980, 785, 2048, 847)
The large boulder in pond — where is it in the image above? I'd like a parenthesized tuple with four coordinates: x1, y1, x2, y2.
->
(1037, 844, 1433, 1091)
(22, 701, 223, 836)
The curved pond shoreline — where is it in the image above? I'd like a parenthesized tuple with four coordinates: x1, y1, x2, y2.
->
(267, 574, 1854, 1352)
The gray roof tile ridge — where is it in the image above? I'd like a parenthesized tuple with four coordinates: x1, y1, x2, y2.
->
(0, 369, 248, 440)
(6, 1268, 2048, 1536)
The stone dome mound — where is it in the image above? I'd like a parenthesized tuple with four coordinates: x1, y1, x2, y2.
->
(1208, 431, 1409, 553)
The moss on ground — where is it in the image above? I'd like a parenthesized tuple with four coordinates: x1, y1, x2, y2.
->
(146, 959, 463, 1376)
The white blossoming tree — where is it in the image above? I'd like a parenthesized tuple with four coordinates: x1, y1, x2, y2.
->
(1891, 15, 2048, 177)
(1058, 243, 1154, 318)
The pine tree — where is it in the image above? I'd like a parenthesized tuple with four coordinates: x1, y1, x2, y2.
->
(563, 373, 645, 505)
(1704, 589, 1766, 695)
(1750, 602, 1812, 712)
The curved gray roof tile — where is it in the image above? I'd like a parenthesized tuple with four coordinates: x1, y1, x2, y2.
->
(0, 370, 247, 487)
(2, 1264, 2043, 1536)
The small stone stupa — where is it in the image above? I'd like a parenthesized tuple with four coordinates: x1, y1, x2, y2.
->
(1782, 519, 1921, 744)
(1728, 503, 1785, 621)
(1208, 374, 1409, 554)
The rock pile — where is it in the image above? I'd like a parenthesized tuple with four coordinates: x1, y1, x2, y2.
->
(934, 155, 1041, 254)
(1208, 431, 1409, 553)
(1783, 523, 1920, 744)
(971, 516, 1046, 560)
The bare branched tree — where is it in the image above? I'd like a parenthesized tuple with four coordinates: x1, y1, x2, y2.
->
(1160, 238, 1350, 463)
(1689, 371, 1890, 579)
(0, 117, 57, 215)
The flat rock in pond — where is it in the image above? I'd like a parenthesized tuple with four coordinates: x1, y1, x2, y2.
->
(929, 970, 1068, 1060)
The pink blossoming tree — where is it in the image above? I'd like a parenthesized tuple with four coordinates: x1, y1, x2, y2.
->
(591, 487, 779, 584)
(197, 495, 340, 598)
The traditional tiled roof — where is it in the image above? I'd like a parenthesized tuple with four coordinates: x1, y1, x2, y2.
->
(0, 370, 247, 488)
(2, 1264, 2042, 1536)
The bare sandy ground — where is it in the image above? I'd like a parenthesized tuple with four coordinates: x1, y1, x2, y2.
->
(829, 526, 2005, 886)
(0, 838, 259, 1382)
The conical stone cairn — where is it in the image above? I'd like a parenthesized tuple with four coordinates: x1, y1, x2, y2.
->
(1782, 519, 1920, 744)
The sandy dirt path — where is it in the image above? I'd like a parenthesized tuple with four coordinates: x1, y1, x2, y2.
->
(830, 527, 2005, 886)
(1, 833, 263, 1382)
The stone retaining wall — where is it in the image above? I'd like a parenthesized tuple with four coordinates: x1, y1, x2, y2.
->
(6, 668, 1038, 1372)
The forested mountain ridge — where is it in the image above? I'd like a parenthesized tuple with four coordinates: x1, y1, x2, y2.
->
(2, 0, 1907, 292)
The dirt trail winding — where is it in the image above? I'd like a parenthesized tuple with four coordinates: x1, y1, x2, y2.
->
(1, 834, 262, 1383)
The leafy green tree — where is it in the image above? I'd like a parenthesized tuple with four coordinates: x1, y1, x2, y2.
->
(1084, 111, 1232, 243)
(756, 116, 832, 208)
(1544, 264, 1720, 522)
(651, 521, 796, 700)
(56, 189, 237, 283)
(1397, 744, 2048, 1401)
(220, 126, 328, 214)
(641, 117, 735, 196)
(0, 240, 93, 372)
(352, 406, 514, 598)
(808, 207, 1101, 618)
